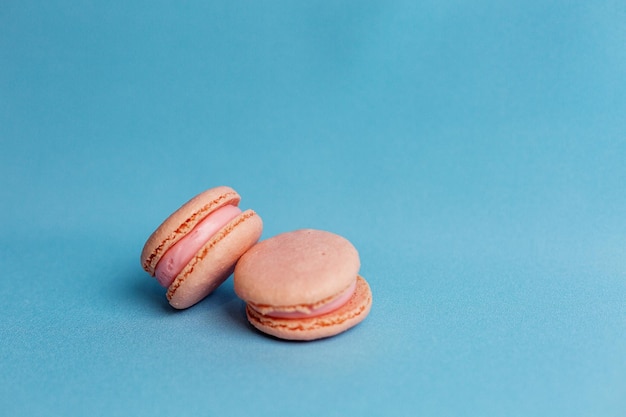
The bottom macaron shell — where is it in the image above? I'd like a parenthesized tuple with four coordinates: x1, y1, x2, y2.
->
(245, 275, 372, 341)
(167, 210, 263, 309)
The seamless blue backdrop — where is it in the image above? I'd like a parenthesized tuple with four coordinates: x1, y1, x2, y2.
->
(1, 1, 625, 416)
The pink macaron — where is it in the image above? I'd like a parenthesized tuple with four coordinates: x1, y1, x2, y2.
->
(234, 229, 372, 340)
(141, 186, 263, 309)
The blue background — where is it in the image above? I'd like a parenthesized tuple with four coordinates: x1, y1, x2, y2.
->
(2, 1, 625, 416)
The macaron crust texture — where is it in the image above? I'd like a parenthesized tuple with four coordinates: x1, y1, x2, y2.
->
(141, 186, 263, 309)
(234, 229, 372, 340)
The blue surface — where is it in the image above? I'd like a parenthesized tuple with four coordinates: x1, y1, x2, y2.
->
(2, 1, 625, 416)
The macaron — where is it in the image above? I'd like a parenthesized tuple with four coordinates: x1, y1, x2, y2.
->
(141, 186, 263, 309)
(234, 229, 372, 341)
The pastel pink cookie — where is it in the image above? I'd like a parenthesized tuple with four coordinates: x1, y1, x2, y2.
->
(154, 204, 242, 287)
(141, 186, 263, 309)
(234, 229, 372, 340)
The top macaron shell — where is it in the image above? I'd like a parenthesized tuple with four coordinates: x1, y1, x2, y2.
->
(234, 229, 360, 312)
(141, 186, 263, 309)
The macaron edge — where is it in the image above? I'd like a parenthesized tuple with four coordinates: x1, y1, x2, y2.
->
(247, 279, 357, 316)
(245, 275, 372, 341)
(141, 186, 240, 275)
(166, 209, 263, 309)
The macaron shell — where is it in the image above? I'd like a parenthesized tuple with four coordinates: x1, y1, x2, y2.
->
(167, 209, 263, 309)
(234, 229, 360, 307)
(245, 275, 372, 341)
(141, 186, 241, 275)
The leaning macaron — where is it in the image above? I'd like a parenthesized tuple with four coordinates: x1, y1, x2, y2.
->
(141, 186, 263, 309)
(234, 229, 372, 341)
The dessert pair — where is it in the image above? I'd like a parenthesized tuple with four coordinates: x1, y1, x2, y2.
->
(140, 186, 372, 341)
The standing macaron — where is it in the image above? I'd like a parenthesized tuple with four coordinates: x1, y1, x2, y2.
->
(234, 229, 372, 340)
(141, 186, 263, 309)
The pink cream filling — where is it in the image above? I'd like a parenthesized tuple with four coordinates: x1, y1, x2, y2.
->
(154, 204, 242, 287)
(258, 279, 357, 319)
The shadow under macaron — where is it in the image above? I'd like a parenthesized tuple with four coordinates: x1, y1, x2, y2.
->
(131, 268, 245, 317)
(210, 278, 252, 331)
(128, 270, 176, 314)
(126, 270, 361, 342)
(241, 323, 353, 344)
